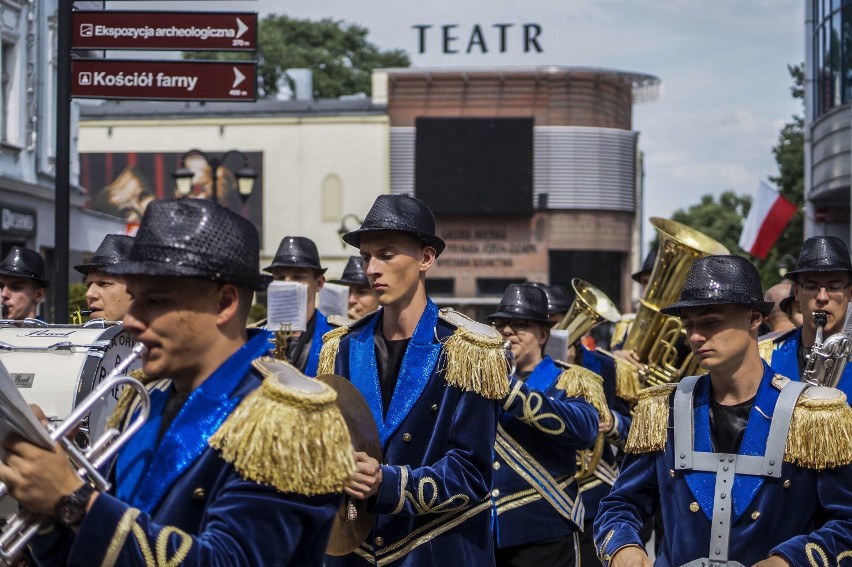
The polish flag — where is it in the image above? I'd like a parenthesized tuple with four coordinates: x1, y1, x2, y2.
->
(738, 180, 797, 260)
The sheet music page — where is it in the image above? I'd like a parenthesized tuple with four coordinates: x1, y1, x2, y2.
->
(319, 283, 350, 317)
(545, 329, 570, 362)
(267, 281, 308, 332)
(0, 361, 53, 450)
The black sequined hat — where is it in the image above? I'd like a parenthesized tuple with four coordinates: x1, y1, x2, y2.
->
(264, 236, 327, 274)
(779, 286, 797, 315)
(105, 199, 272, 292)
(0, 247, 48, 288)
(785, 236, 852, 279)
(487, 283, 555, 326)
(342, 194, 446, 256)
(660, 255, 774, 317)
(74, 234, 135, 276)
(632, 248, 657, 283)
(529, 282, 571, 316)
(330, 256, 369, 286)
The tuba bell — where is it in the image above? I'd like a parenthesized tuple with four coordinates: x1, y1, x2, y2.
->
(622, 217, 729, 386)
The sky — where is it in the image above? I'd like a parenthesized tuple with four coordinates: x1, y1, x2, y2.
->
(109, 0, 804, 252)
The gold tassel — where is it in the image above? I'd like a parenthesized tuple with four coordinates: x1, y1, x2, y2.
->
(556, 366, 608, 418)
(442, 326, 509, 399)
(624, 383, 676, 454)
(757, 337, 775, 365)
(106, 369, 153, 431)
(614, 360, 641, 404)
(318, 326, 349, 376)
(785, 387, 852, 469)
(209, 377, 356, 495)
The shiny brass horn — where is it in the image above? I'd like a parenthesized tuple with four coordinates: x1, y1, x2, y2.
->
(555, 279, 622, 346)
(0, 343, 150, 566)
(622, 217, 729, 386)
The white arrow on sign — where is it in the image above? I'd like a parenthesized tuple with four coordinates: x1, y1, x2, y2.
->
(232, 67, 246, 89)
(236, 18, 249, 39)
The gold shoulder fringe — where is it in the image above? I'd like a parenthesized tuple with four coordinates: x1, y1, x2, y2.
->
(318, 325, 350, 376)
(556, 366, 608, 418)
(757, 337, 776, 364)
(105, 369, 154, 430)
(614, 360, 641, 403)
(442, 325, 509, 400)
(610, 316, 633, 349)
(209, 377, 356, 495)
(785, 386, 852, 469)
(624, 383, 677, 454)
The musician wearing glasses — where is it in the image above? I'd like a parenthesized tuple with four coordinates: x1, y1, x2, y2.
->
(0, 247, 48, 321)
(594, 255, 852, 567)
(758, 236, 852, 399)
(488, 283, 603, 567)
(319, 194, 506, 567)
(74, 234, 134, 322)
(0, 200, 347, 566)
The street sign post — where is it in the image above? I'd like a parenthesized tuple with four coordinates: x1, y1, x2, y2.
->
(71, 59, 257, 101)
(71, 11, 258, 51)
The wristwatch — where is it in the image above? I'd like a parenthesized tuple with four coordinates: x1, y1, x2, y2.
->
(54, 483, 95, 529)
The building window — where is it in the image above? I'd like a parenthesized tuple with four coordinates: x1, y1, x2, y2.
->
(1, 40, 15, 144)
(322, 174, 342, 221)
(426, 278, 454, 297)
(548, 250, 623, 312)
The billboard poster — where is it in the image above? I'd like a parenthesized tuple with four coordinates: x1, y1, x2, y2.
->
(79, 151, 263, 239)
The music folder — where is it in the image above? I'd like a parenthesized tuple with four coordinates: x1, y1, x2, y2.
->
(0, 360, 53, 451)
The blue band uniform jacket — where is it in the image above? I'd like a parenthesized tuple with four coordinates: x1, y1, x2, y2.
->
(323, 299, 502, 567)
(492, 355, 599, 548)
(759, 326, 852, 400)
(30, 330, 342, 567)
(593, 362, 852, 566)
(577, 347, 632, 521)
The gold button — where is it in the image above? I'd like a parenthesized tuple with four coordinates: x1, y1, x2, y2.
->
(492, 489, 500, 497)
(493, 461, 501, 470)
(430, 404, 438, 413)
(402, 433, 412, 442)
(192, 487, 206, 501)
(375, 536, 384, 547)
(689, 502, 699, 513)
(751, 511, 761, 521)
(783, 479, 791, 489)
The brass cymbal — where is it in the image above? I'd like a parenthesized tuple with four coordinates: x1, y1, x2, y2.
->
(317, 374, 382, 557)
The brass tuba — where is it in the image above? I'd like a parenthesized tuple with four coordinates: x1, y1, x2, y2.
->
(553, 279, 620, 482)
(622, 217, 729, 386)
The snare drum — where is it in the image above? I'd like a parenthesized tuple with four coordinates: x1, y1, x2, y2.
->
(0, 322, 142, 444)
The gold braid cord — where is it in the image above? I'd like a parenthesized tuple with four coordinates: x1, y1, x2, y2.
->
(441, 326, 510, 400)
(624, 383, 677, 454)
(318, 325, 349, 376)
(785, 387, 852, 469)
(105, 369, 156, 431)
(208, 375, 356, 495)
(556, 366, 608, 419)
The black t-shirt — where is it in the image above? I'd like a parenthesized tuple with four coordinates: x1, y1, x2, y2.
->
(374, 332, 410, 417)
(156, 389, 190, 446)
(709, 394, 754, 454)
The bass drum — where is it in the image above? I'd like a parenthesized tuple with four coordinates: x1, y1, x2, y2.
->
(0, 321, 142, 446)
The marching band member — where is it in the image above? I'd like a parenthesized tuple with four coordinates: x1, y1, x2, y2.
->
(759, 236, 852, 399)
(74, 234, 134, 322)
(320, 194, 507, 566)
(488, 283, 602, 567)
(0, 246, 48, 320)
(9, 200, 350, 566)
(759, 281, 796, 339)
(329, 255, 380, 320)
(594, 255, 852, 566)
(264, 235, 331, 376)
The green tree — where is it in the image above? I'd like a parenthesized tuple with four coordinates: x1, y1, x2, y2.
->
(185, 15, 410, 99)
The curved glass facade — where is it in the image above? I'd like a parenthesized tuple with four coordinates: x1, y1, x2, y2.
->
(813, 0, 852, 119)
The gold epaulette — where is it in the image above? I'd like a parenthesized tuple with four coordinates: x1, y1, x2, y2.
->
(105, 369, 163, 431)
(555, 363, 608, 418)
(624, 383, 677, 454)
(327, 314, 357, 328)
(317, 325, 351, 376)
(438, 309, 509, 400)
(757, 337, 776, 364)
(209, 361, 356, 496)
(610, 315, 634, 348)
(785, 386, 852, 469)
(614, 359, 641, 404)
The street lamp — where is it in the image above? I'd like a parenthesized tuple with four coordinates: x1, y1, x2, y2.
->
(337, 213, 363, 248)
(776, 253, 798, 277)
(173, 149, 257, 205)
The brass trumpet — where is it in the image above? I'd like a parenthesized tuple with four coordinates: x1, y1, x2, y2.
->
(0, 343, 150, 566)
